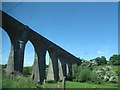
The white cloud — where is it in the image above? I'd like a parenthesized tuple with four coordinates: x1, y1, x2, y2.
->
(97, 51, 104, 54)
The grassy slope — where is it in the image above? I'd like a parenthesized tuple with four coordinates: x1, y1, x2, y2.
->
(2, 65, 119, 88)
(66, 81, 118, 88)
(40, 81, 118, 88)
(2, 75, 118, 88)
(38, 82, 63, 88)
(2, 74, 37, 88)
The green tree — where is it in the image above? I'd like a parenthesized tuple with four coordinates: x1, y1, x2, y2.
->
(72, 65, 96, 82)
(100, 56, 107, 65)
(72, 64, 78, 79)
(109, 54, 120, 65)
(95, 57, 101, 65)
(78, 68, 92, 82)
(2, 64, 7, 69)
(94, 56, 107, 65)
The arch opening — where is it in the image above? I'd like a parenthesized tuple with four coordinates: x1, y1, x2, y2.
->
(23, 41, 35, 76)
(1, 28, 11, 66)
(45, 50, 50, 79)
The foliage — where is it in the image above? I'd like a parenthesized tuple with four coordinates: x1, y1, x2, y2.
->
(78, 68, 92, 82)
(72, 64, 78, 79)
(1, 64, 7, 69)
(2, 73, 37, 88)
(72, 63, 119, 85)
(11, 71, 23, 76)
(23, 66, 33, 76)
(93, 66, 118, 83)
(72, 65, 97, 83)
(94, 56, 107, 65)
(109, 54, 120, 65)
(2, 72, 118, 88)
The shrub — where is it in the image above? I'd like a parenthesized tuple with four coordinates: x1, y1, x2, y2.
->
(78, 68, 92, 82)
(72, 65, 99, 83)
(90, 71, 98, 82)
(11, 71, 23, 76)
(72, 64, 78, 79)
(23, 66, 32, 76)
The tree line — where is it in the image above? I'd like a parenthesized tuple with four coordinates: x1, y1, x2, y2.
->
(88, 54, 120, 65)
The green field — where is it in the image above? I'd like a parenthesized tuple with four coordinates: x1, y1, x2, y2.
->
(65, 81, 118, 88)
(1, 75, 118, 88)
(2, 74, 37, 88)
(1, 65, 119, 88)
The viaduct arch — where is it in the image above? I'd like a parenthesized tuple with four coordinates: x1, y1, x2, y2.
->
(1, 10, 81, 83)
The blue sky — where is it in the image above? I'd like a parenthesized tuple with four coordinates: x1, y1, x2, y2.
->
(1, 2, 118, 66)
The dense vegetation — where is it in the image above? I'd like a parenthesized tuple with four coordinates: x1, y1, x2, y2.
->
(71, 54, 119, 88)
(109, 54, 120, 65)
(1, 73, 118, 88)
(1, 54, 119, 88)
(72, 65, 119, 84)
(90, 54, 120, 65)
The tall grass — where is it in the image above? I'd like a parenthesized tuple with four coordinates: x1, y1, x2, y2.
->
(2, 73, 37, 88)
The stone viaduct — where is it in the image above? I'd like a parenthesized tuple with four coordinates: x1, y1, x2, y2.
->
(1, 10, 81, 83)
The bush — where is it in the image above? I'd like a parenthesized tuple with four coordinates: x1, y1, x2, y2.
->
(72, 65, 98, 83)
(90, 71, 98, 82)
(11, 71, 23, 76)
(72, 64, 78, 79)
(23, 66, 32, 76)
(78, 68, 92, 82)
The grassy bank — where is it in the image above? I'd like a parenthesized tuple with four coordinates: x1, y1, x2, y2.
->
(2, 74, 118, 88)
(1, 65, 119, 88)
(2, 74, 37, 88)
(66, 81, 118, 88)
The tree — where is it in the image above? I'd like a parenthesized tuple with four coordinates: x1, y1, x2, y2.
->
(100, 56, 107, 65)
(109, 54, 120, 65)
(94, 56, 107, 65)
(95, 57, 101, 65)
(2, 64, 7, 69)
(72, 64, 79, 79)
